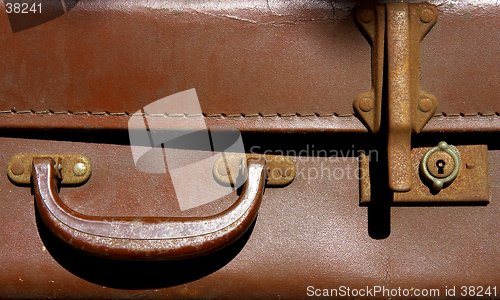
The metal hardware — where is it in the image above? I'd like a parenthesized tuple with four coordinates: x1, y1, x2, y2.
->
(360, 144, 489, 205)
(213, 155, 295, 187)
(7, 154, 92, 185)
(354, 4, 490, 205)
(73, 162, 87, 177)
(353, 3, 438, 192)
(420, 141, 461, 192)
(31, 157, 266, 260)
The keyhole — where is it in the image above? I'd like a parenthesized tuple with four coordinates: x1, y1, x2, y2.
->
(436, 159, 446, 174)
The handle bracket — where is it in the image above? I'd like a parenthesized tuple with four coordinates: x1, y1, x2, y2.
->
(213, 154, 296, 187)
(8, 154, 92, 185)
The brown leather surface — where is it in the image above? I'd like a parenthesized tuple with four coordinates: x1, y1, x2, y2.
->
(1, 0, 500, 118)
(2, 0, 500, 298)
(0, 135, 499, 298)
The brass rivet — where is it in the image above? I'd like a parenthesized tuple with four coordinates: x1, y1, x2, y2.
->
(466, 163, 475, 169)
(11, 162, 24, 176)
(217, 163, 228, 176)
(272, 168, 282, 179)
(282, 166, 292, 177)
(359, 9, 374, 23)
(73, 163, 87, 176)
(419, 98, 433, 112)
(420, 8, 434, 23)
(359, 98, 373, 112)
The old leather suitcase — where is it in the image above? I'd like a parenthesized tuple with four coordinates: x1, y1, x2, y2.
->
(1, 0, 500, 298)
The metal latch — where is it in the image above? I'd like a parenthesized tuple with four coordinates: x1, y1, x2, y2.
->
(360, 143, 489, 204)
(353, 3, 489, 204)
(354, 2, 438, 192)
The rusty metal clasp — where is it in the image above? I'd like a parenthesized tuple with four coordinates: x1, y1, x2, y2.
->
(360, 143, 489, 205)
(353, 3, 438, 192)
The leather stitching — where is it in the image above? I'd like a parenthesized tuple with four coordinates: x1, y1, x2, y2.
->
(0, 110, 499, 118)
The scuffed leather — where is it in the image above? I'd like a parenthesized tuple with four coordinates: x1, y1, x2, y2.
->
(1, 0, 500, 117)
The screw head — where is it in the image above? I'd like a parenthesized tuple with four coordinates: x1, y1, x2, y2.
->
(359, 97, 374, 112)
(426, 151, 455, 178)
(359, 9, 374, 23)
(420, 8, 434, 23)
(11, 162, 24, 176)
(270, 168, 282, 180)
(217, 163, 228, 176)
(73, 163, 87, 176)
(419, 98, 434, 112)
(281, 165, 292, 177)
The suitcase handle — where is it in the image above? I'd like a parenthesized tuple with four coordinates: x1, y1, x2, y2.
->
(31, 156, 266, 260)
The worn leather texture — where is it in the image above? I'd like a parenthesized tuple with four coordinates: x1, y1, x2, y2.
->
(1, 0, 500, 128)
(2, 0, 500, 133)
(1, 0, 500, 298)
(0, 134, 499, 299)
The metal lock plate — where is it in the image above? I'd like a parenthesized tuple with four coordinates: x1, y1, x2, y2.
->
(8, 154, 92, 185)
(213, 155, 295, 187)
(352, 3, 490, 206)
(360, 145, 489, 205)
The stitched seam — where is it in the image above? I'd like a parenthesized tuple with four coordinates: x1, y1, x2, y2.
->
(1, 110, 500, 118)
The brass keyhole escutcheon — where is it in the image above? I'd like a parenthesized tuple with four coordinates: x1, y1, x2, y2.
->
(426, 150, 455, 179)
(420, 141, 461, 192)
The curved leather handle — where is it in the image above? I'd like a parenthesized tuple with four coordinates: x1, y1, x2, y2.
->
(32, 157, 266, 260)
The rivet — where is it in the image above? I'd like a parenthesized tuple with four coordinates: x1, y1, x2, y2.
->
(73, 163, 87, 176)
(11, 162, 24, 176)
(272, 168, 282, 180)
(281, 166, 292, 177)
(420, 8, 434, 23)
(217, 163, 228, 176)
(359, 98, 374, 112)
(419, 98, 433, 112)
(359, 9, 374, 23)
(466, 163, 475, 169)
